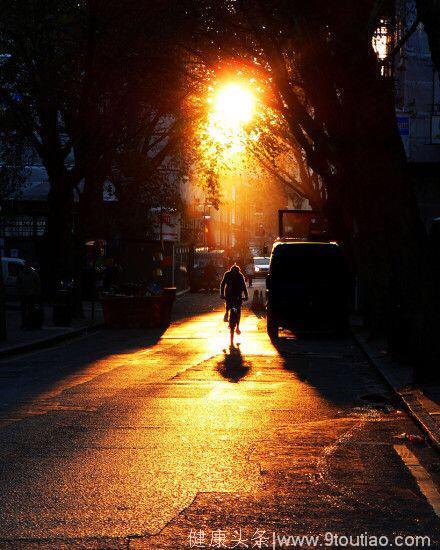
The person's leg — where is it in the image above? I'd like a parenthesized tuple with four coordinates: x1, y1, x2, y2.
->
(236, 306, 242, 334)
(224, 300, 230, 322)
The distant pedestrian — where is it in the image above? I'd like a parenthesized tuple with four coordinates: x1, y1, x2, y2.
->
(203, 259, 218, 290)
(245, 261, 254, 287)
(103, 260, 123, 291)
(17, 261, 41, 329)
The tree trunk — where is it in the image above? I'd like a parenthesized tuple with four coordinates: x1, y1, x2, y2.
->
(79, 172, 105, 241)
(289, 21, 440, 372)
(46, 175, 74, 295)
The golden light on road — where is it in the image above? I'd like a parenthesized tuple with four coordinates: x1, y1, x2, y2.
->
(207, 81, 256, 154)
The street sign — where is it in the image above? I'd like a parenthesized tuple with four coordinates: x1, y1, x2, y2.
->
(278, 209, 330, 240)
(396, 113, 410, 157)
(397, 115, 410, 136)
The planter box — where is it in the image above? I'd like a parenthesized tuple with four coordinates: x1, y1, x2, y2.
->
(101, 288, 176, 329)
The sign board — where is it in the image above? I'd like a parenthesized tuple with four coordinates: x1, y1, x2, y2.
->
(151, 209, 181, 242)
(396, 113, 410, 157)
(397, 115, 410, 136)
(278, 210, 329, 240)
(432, 115, 440, 145)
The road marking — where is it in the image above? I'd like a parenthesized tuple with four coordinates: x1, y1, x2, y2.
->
(394, 444, 440, 518)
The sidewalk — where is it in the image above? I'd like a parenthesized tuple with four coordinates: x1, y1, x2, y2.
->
(0, 301, 104, 358)
(0, 291, 196, 359)
(353, 325, 440, 452)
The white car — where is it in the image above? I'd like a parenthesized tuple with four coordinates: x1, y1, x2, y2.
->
(253, 256, 270, 278)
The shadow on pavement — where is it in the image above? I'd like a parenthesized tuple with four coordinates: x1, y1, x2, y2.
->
(0, 293, 224, 423)
(216, 345, 251, 383)
(0, 327, 168, 423)
(269, 328, 371, 407)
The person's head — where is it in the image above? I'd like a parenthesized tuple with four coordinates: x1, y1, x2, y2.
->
(230, 264, 240, 274)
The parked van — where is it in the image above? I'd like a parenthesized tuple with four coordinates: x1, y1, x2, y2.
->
(1, 257, 25, 297)
(266, 241, 351, 338)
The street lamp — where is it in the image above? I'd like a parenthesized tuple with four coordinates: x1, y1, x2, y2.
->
(202, 201, 212, 246)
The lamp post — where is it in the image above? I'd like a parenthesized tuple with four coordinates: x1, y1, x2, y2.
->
(203, 201, 212, 247)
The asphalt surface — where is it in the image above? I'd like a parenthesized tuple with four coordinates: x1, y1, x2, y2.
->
(0, 281, 439, 549)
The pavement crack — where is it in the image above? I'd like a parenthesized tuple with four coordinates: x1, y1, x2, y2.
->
(126, 493, 200, 546)
(314, 408, 383, 507)
(169, 353, 218, 380)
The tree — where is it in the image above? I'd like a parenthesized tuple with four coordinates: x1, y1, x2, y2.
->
(183, 0, 439, 369)
(110, 113, 187, 240)
(0, 132, 28, 204)
(185, 57, 323, 210)
(0, 0, 88, 284)
(0, 0, 191, 287)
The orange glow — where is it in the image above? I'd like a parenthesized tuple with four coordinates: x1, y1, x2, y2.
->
(207, 81, 256, 154)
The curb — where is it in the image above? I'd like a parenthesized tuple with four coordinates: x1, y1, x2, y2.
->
(352, 330, 440, 453)
(176, 288, 190, 297)
(0, 323, 104, 360)
(1, 288, 214, 360)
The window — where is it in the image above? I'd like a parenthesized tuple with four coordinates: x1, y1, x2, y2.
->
(0, 216, 47, 237)
(7, 261, 23, 277)
(35, 217, 47, 236)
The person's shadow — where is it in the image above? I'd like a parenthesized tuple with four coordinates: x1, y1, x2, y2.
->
(216, 344, 251, 382)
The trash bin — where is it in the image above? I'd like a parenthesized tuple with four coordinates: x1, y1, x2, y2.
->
(53, 289, 72, 326)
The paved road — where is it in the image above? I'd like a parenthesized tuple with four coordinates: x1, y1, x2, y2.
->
(0, 286, 439, 549)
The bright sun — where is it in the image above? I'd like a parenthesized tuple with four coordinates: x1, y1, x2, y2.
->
(207, 82, 256, 152)
(213, 83, 255, 127)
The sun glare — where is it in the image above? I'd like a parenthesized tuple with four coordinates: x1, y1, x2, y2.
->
(207, 82, 256, 153)
(213, 83, 255, 127)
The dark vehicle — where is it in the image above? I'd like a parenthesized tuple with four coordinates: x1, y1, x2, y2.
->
(190, 249, 225, 292)
(266, 241, 351, 339)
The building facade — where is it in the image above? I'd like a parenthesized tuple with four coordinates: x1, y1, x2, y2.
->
(393, 0, 440, 224)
